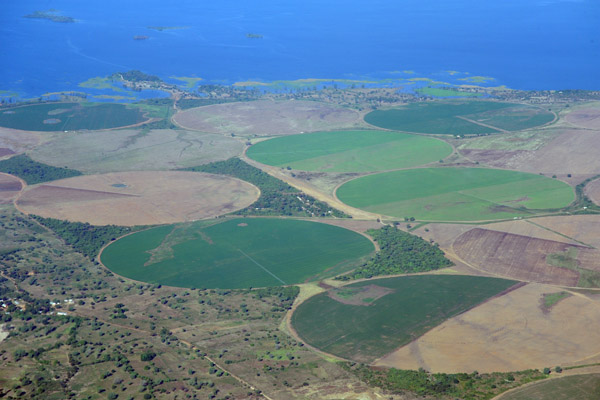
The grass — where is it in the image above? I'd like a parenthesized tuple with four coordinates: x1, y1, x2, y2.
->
(291, 275, 517, 361)
(498, 373, 600, 400)
(364, 101, 554, 135)
(0, 102, 148, 131)
(336, 167, 574, 221)
(246, 130, 452, 172)
(101, 218, 374, 289)
(542, 292, 571, 308)
(546, 247, 600, 288)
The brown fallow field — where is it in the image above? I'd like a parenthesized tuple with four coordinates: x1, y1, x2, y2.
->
(374, 283, 600, 373)
(173, 100, 362, 137)
(0, 173, 22, 204)
(16, 171, 259, 226)
(453, 228, 600, 287)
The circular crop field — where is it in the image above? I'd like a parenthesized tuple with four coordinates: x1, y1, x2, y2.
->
(101, 218, 375, 289)
(291, 275, 517, 362)
(246, 130, 452, 172)
(173, 100, 360, 136)
(17, 171, 259, 226)
(0, 103, 149, 131)
(336, 167, 574, 221)
(364, 101, 554, 135)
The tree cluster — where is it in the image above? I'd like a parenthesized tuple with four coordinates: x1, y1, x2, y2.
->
(0, 155, 82, 185)
(184, 158, 348, 218)
(337, 225, 453, 280)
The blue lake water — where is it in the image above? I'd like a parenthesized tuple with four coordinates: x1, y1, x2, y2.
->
(1, 0, 599, 100)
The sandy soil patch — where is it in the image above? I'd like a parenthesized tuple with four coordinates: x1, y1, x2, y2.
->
(16, 171, 259, 226)
(29, 128, 243, 174)
(564, 102, 600, 129)
(173, 100, 361, 137)
(374, 283, 600, 373)
(453, 228, 600, 286)
(0, 173, 23, 204)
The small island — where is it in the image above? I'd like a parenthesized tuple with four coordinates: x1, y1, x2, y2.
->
(24, 10, 75, 23)
(133, 35, 149, 41)
(148, 26, 188, 32)
(246, 33, 263, 39)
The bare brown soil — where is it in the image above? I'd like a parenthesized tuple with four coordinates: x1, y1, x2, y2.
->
(327, 285, 394, 306)
(374, 283, 600, 373)
(564, 102, 600, 130)
(453, 228, 596, 286)
(0, 127, 42, 156)
(584, 178, 600, 205)
(172, 100, 362, 137)
(531, 215, 600, 249)
(0, 173, 22, 204)
(16, 171, 259, 226)
(0, 148, 15, 157)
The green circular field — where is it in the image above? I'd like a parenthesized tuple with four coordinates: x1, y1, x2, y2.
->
(364, 101, 554, 135)
(246, 130, 452, 172)
(291, 275, 517, 362)
(336, 167, 574, 221)
(0, 102, 148, 131)
(100, 218, 374, 289)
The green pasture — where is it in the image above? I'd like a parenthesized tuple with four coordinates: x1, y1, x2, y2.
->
(364, 101, 554, 135)
(291, 275, 517, 361)
(0, 102, 148, 131)
(245, 130, 452, 172)
(416, 87, 483, 98)
(336, 167, 574, 221)
(498, 374, 600, 400)
(100, 218, 374, 289)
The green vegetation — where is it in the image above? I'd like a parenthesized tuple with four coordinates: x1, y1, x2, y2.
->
(337, 225, 453, 280)
(336, 167, 574, 221)
(542, 291, 571, 309)
(184, 158, 348, 217)
(546, 247, 600, 287)
(416, 87, 483, 98)
(101, 218, 374, 289)
(291, 275, 517, 361)
(32, 216, 136, 260)
(345, 363, 547, 400)
(110, 70, 162, 83)
(0, 102, 148, 131)
(364, 101, 554, 135)
(0, 154, 82, 184)
(175, 98, 233, 110)
(498, 373, 600, 400)
(24, 10, 75, 23)
(246, 130, 452, 172)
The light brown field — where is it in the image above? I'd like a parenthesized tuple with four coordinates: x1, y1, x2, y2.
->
(16, 171, 259, 226)
(584, 178, 600, 206)
(564, 102, 600, 130)
(172, 100, 362, 137)
(530, 215, 600, 248)
(0, 173, 22, 204)
(453, 228, 600, 286)
(374, 283, 600, 373)
(29, 128, 243, 174)
(0, 127, 42, 157)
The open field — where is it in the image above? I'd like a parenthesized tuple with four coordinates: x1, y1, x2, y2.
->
(101, 218, 375, 289)
(375, 284, 600, 373)
(291, 275, 516, 362)
(0, 173, 22, 204)
(0, 127, 42, 157)
(29, 128, 243, 173)
(172, 100, 362, 136)
(585, 178, 600, 205)
(453, 228, 600, 287)
(529, 215, 600, 248)
(246, 130, 452, 172)
(564, 101, 600, 129)
(497, 373, 600, 400)
(0, 103, 149, 131)
(364, 101, 554, 135)
(16, 171, 259, 226)
(336, 167, 574, 221)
